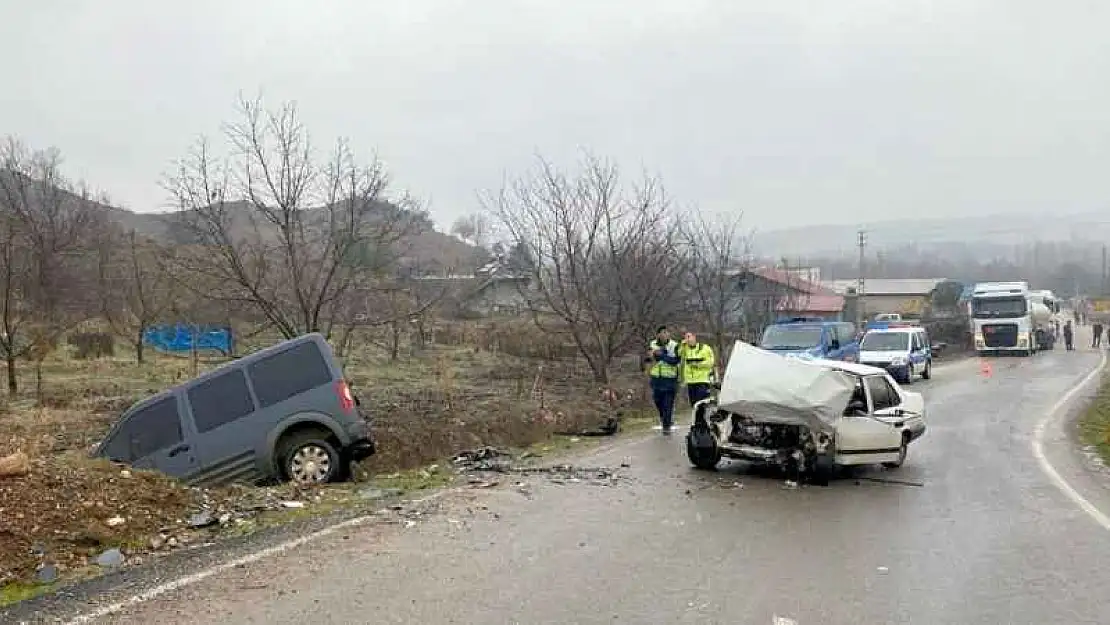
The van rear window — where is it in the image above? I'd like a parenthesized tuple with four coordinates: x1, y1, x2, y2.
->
(247, 340, 334, 408)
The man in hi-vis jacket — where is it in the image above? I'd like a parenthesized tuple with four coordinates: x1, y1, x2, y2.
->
(645, 325, 681, 434)
(679, 332, 716, 407)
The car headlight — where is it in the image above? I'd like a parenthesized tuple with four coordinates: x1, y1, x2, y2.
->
(891, 356, 908, 366)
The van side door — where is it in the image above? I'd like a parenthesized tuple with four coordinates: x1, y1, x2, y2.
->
(183, 367, 265, 486)
(101, 394, 198, 480)
(909, 332, 928, 368)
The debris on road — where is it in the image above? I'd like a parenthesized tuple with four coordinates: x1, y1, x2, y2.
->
(453, 446, 629, 487)
(453, 447, 515, 472)
(35, 563, 58, 584)
(0, 451, 30, 479)
(855, 475, 926, 488)
(95, 548, 124, 568)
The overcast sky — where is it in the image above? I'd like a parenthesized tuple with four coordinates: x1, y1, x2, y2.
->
(3, 0, 1110, 233)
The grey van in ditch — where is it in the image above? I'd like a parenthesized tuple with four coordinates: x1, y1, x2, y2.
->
(95, 333, 375, 487)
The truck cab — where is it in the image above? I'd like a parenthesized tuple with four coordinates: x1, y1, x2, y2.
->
(759, 318, 860, 362)
(970, 282, 1038, 356)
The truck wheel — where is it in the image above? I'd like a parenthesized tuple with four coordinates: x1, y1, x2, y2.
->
(686, 429, 721, 471)
(882, 434, 910, 469)
(921, 360, 932, 380)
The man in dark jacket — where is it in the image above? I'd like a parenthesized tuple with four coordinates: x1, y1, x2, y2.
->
(1064, 320, 1074, 351)
(1094, 322, 1104, 348)
(645, 325, 681, 434)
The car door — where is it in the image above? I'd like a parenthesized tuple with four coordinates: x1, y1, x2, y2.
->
(835, 375, 904, 463)
(103, 393, 199, 479)
(872, 373, 927, 435)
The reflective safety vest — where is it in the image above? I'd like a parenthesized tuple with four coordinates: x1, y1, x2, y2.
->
(648, 339, 680, 379)
(680, 343, 715, 385)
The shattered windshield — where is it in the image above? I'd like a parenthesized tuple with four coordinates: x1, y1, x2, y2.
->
(760, 325, 824, 350)
(860, 332, 910, 352)
(972, 296, 1027, 319)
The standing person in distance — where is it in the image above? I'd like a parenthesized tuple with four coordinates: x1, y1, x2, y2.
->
(1093, 320, 1104, 349)
(1063, 319, 1075, 351)
(679, 332, 716, 407)
(645, 325, 681, 434)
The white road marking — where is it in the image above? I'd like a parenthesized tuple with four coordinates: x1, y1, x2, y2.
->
(1031, 348, 1110, 531)
(772, 615, 798, 625)
(59, 491, 448, 625)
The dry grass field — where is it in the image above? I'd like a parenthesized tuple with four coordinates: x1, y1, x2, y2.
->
(0, 325, 652, 595)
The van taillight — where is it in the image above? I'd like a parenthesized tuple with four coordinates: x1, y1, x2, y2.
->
(336, 380, 354, 412)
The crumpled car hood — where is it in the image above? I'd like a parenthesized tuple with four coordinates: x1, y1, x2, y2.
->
(716, 341, 856, 433)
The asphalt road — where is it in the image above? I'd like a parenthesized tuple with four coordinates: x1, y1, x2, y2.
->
(27, 336, 1110, 625)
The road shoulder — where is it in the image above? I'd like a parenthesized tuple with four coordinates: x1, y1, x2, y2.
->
(1042, 349, 1110, 529)
(0, 423, 658, 625)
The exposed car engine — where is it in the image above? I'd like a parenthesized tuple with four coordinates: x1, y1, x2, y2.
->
(727, 414, 811, 450)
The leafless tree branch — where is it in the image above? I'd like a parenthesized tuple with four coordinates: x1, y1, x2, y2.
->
(162, 95, 425, 340)
(484, 152, 687, 384)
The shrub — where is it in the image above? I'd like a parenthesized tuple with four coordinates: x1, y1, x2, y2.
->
(68, 332, 116, 359)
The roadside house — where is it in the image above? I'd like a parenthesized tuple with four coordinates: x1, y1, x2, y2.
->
(727, 266, 846, 328)
(822, 278, 946, 318)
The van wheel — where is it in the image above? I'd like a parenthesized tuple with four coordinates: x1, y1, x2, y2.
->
(278, 431, 343, 484)
(882, 434, 910, 469)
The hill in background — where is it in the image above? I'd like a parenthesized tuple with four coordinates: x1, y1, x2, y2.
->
(754, 210, 1110, 260)
(96, 199, 488, 273)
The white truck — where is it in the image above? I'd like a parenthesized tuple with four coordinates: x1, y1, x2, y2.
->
(1029, 289, 1062, 349)
(971, 281, 1051, 356)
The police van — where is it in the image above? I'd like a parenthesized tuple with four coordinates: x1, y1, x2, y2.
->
(858, 325, 932, 384)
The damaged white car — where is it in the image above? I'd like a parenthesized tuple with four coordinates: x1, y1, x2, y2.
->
(685, 341, 926, 483)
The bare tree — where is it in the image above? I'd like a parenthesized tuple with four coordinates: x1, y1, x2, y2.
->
(364, 278, 445, 361)
(484, 153, 687, 384)
(450, 213, 492, 250)
(97, 228, 176, 363)
(680, 210, 753, 360)
(164, 96, 424, 341)
(0, 214, 32, 393)
(0, 138, 101, 396)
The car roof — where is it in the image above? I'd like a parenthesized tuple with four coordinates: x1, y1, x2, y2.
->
(803, 358, 888, 377)
(863, 327, 922, 334)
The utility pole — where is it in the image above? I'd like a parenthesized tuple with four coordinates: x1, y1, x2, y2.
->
(1102, 244, 1107, 296)
(855, 229, 867, 329)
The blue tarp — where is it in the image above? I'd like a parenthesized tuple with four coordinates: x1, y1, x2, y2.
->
(143, 324, 234, 356)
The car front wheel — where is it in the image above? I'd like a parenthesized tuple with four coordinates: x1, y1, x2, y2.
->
(922, 360, 932, 380)
(686, 430, 721, 471)
(278, 431, 344, 484)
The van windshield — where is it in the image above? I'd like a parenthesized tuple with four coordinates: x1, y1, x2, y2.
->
(861, 332, 910, 352)
(760, 325, 824, 350)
